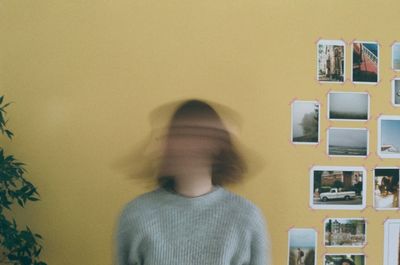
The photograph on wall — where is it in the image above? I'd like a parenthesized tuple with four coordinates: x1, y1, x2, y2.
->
(328, 92, 369, 121)
(392, 78, 400, 106)
(317, 40, 345, 83)
(291, 101, 320, 144)
(310, 166, 366, 210)
(288, 228, 317, 265)
(327, 128, 369, 157)
(352, 41, 379, 84)
(324, 254, 365, 265)
(384, 219, 400, 265)
(392, 42, 400, 71)
(374, 168, 399, 210)
(324, 218, 366, 247)
(378, 116, 400, 158)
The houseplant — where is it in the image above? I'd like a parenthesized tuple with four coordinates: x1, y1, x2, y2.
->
(0, 95, 46, 265)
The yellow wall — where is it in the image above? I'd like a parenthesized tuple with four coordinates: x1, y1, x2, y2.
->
(1, 1, 399, 264)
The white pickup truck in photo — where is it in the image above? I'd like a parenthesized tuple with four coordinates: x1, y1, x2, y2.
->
(319, 188, 356, 202)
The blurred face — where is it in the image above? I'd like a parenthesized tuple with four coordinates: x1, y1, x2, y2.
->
(158, 116, 224, 175)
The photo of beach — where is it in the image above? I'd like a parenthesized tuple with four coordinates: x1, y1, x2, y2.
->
(328, 128, 368, 157)
(288, 228, 316, 265)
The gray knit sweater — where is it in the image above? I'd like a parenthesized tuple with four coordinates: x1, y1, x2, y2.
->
(115, 185, 272, 265)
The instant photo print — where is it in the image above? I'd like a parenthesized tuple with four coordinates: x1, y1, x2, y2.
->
(328, 92, 370, 121)
(288, 228, 317, 265)
(317, 40, 346, 83)
(324, 218, 367, 247)
(327, 128, 369, 157)
(291, 100, 320, 144)
(374, 168, 400, 210)
(378, 116, 400, 158)
(352, 41, 379, 84)
(310, 166, 366, 210)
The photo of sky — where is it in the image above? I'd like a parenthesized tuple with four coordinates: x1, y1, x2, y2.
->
(329, 93, 368, 117)
(329, 129, 368, 147)
(289, 229, 316, 248)
(381, 119, 400, 152)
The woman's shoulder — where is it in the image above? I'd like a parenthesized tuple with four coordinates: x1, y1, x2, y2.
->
(117, 188, 163, 223)
(220, 188, 265, 221)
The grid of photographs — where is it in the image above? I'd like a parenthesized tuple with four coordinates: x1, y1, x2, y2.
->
(287, 38, 400, 265)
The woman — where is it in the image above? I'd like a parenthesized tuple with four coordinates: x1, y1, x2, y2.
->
(115, 99, 271, 265)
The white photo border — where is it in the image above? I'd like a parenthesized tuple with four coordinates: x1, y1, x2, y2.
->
(317, 39, 346, 84)
(291, 100, 320, 145)
(384, 219, 400, 265)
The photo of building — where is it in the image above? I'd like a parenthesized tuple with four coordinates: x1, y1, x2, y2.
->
(318, 41, 345, 82)
(325, 218, 366, 247)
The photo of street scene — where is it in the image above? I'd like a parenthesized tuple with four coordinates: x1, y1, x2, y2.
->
(328, 92, 369, 121)
(317, 40, 345, 82)
(291, 101, 320, 144)
(374, 168, 399, 209)
(352, 41, 378, 83)
(378, 116, 400, 158)
(324, 254, 365, 265)
(311, 166, 365, 210)
(288, 228, 316, 265)
(328, 128, 368, 157)
(393, 42, 400, 71)
(324, 218, 366, 247)
(384, 220, 400, 265)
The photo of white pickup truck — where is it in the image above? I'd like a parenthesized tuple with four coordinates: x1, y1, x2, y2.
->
(319, 188, 356, 202)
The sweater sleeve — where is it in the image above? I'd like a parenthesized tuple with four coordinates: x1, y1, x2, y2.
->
(114, 206, 142, 265)
(249, 208, 272, 265)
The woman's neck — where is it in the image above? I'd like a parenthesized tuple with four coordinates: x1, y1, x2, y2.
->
(172, 172, 214, 198)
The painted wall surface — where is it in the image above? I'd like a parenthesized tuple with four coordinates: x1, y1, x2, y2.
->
(1, 1, 399, 264)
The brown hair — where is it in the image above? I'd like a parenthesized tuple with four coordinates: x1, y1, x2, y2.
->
(157, 99, 247, 190)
